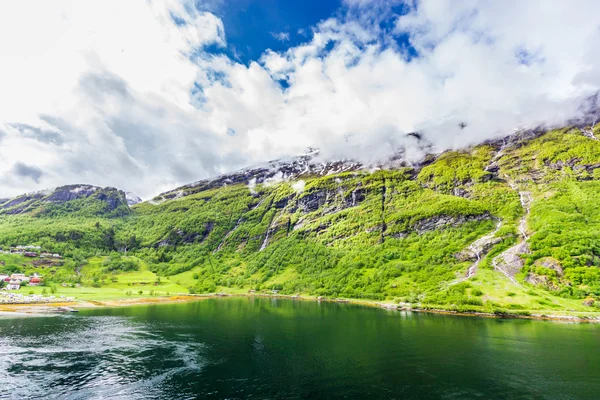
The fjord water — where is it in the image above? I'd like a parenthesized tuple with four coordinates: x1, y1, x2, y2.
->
(1, 299, 598, 400)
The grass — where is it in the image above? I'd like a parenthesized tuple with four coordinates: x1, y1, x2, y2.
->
(467, 269, 592, 312)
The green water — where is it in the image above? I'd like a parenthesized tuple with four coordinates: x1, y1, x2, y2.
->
(0, 298, 598, 399)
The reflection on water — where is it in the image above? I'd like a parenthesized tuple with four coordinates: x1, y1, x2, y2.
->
(0, 298, 598, 399)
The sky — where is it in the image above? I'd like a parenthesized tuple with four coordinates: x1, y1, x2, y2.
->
(1, 0, 599, 199)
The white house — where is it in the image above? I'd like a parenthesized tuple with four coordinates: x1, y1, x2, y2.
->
(6, 283, 20, 290)
(10, 274, 29, 282)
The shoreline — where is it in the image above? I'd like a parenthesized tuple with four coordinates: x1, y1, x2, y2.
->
(1, 293, 599, 323)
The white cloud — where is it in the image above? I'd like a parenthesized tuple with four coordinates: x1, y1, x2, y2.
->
(292, 180, 306, 194)
(247, 178, 257, 194)
(271, 32, 290, 42)
(1, 0, 599, 199)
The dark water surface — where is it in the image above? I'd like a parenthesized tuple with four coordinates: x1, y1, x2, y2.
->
(0, 298, 598, 399)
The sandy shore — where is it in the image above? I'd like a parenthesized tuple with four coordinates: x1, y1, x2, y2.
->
(1, 294, 599, 323)
(0, 296, 202, 317)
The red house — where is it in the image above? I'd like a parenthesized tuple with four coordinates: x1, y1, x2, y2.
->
(29, 277, 42, 286)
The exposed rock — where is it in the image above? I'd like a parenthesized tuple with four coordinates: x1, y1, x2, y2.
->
(344, 185, 366, 207)
(1, 193, 43, 210)
(582, 298, 596, 307)
(534, 257, 564, 276)
(273, 196, 291, 209)
(298, 190, 328, 213)
(154, 153, 365, 202)
(452, 187, 470, 198)
(389, 232, 408, 239)
(155, 222, 214, 247)
(485, 162, 500, 173)
(456, 237, 503, 262)
(46, 185, 99, 202)
(546, 159, 581, 170)
(493, 242, 530, 284)
(525, 273, 559, 290)
(412, 213, 491, 235)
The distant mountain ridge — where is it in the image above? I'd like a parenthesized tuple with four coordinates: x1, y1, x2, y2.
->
(0, 184, 130, 217)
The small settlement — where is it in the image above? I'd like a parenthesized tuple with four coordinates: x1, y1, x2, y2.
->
(0, 273, 43, 291)
(0, 245, 76, 305)
(0, 271, 75, 304)
(0, 245, 62, 259)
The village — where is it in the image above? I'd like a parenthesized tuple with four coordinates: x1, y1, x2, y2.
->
(0, 245, 62, 259)
(0, 246, 73, 304)
(0, 272, 75, 304)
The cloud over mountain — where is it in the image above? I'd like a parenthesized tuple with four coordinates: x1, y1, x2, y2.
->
(1, 0, 599, 198)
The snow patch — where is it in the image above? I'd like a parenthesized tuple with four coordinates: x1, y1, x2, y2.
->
(126, 192, 142, 205)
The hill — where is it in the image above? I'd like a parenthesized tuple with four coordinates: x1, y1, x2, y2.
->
(1, 125, 599, 314)
(0, 184, 130, 217)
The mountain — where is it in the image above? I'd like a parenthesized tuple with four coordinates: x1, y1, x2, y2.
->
(0, 184, 130, 217)
(0, 125, 599, 312)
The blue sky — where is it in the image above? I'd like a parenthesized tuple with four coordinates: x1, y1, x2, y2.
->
(200, 0, 342, 62)
(195, 0, 416, 64)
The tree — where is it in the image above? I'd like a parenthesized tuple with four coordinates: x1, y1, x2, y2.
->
(103, 227, 116, 250)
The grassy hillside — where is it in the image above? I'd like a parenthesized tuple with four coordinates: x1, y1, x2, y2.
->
(1, 127, 599, 314)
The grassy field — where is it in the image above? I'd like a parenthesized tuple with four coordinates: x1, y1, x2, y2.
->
(469, 269, 593, 313)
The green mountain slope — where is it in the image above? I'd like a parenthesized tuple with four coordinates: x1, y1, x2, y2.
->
(1, 126, 599, 313)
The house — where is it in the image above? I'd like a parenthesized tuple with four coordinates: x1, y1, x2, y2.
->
(29, 277, 42, 286)
(0, 274, 8, 281)
(6, 283, 20, 290)
(41, 253, 62, 259)
(10, 274, 27, 282)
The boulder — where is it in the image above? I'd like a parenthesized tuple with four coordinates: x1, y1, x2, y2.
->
(582, 298, 595, 307)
